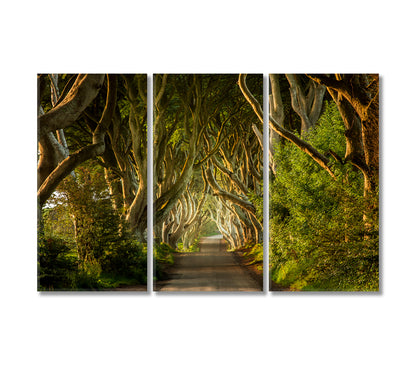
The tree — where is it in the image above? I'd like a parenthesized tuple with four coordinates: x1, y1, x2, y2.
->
(239, 73, 379, 291)
(38, 74, 148, 290)
(240, 73, 379, 198)
(153, 74, 263, 251)
(38, 74, 116, 208)
(306, 74, 379, 196)
(38, 74, 148, 241)
(41, 160, 147, 289)
(269, 102, 378, 290)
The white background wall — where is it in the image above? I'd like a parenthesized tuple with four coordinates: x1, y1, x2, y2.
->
(1, 1, 414, 373)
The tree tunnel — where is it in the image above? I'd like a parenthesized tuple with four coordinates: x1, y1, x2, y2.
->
(153, 73, 264, 251)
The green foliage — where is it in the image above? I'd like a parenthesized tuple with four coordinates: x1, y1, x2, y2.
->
(199, 220, 220, 237)
(75, 259, 103, 290)
(118, 97, 131, 120)
(248, 243, 263, 264)
(177, 240, 199, 253)
(270, 101, 379, 291)
(154, 242, 174, 265)
(248, 184, 263, 222)
(40, 161, 147, 290)
(239, 243, 263, 270)
(42, 206, 75, 244)
(38, 235, 78, 291)
(58, 163, 114, 262)
(153, 242, 175, 281)
(102, 240, 147, 283)
(168, 127, 185, 147)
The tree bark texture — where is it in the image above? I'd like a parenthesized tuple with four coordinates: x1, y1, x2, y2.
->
(38, 75, 117, 207)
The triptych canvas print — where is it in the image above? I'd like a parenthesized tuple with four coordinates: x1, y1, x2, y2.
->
(37, 73, 379, 292)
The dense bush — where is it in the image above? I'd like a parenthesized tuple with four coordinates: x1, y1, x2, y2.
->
(39, 162, 147, 290)
(38, 236, 78, 291)
(177, 240, 199, 253)
(74, 259, 103, 290)
(154, 242, 174, 265)
(270, 102, 379, 291)
(153, 242, 175, 280)
(102, 239, 147, 283)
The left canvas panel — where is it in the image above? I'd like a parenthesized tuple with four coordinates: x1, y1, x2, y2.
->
(37, 74, 148, 291)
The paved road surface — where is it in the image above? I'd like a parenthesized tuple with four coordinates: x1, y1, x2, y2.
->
(156, 235, 262, 292)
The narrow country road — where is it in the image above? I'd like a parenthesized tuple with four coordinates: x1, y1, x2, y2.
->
(155, 235, 262, 292)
